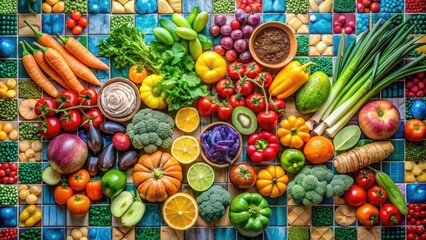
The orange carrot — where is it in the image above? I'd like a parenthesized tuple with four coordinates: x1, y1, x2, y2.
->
(23, 41, 71, 90)
(56, 33, 110, 70)
(19, 41, 59, 98)
(33, 42, 84, 93)
(24, 21, 101, 86)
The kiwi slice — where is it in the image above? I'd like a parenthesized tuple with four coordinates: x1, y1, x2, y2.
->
(231, 106, 258, 135)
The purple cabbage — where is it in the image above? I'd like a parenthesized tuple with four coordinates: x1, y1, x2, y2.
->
(200, 124, 240, 164)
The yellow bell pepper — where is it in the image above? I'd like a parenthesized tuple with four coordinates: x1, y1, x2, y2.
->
(140, 74, 167, 109)
(269, 61, 316, 99)
(19, 204, 42, 227)
(277, 115, 310, 148)
(195, 51, 227, 84)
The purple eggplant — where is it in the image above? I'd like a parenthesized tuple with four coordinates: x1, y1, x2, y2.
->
(118, 150, 139, 170)
(85, 155, 99, 176)
(87, 122, 103, 154)
(98, 143, 116, 173)
(99, 121, 126, 135)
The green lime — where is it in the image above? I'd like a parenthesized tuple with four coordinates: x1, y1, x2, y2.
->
(333, 125, 362, 151)
(187, 163, 215, 192)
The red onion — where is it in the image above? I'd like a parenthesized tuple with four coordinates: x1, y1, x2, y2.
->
(47, 134, 88, 174)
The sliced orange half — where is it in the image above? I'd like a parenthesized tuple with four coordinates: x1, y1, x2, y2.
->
(162, 192, 198, 230)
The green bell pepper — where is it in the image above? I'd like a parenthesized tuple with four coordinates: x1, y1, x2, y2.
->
(229, 192, 271, 237)
(280, 149, 305, 174)
(101, 169, 127, 197)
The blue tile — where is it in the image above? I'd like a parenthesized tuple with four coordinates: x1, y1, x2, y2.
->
(269, 206, 287, 226)
(265, 227, 287, 240)
(137, 204, 160, 227)
(386, 140, 404, 161)
(135, 14, 158, 34)
(93, 58, 109, 79)
(332, 34, 356, 56)
(18, 0, 41, 13)
(18, 60, 29, 78)
(237, 232, 264, 240)
(263, 13, 286, 23)
(88, 227, 112, 240)
(265, 192, 287, 205)
(88, 0, 111, 13)
(43, 228, 65, 240)
(0, 37, 17, 58)
(43, 205, 66, 226)
(42, 14, 65, 35)
(382, 161, 404, 183)
(88, 35, 108, 56)
(88, 15, 110, 35)
(135, 0, 158, 14)
(356, 14, 370, 34)
(0, 206, 17, 227)
(183, 0, 213, 13)
(309, 13, 332, 34)
(42, 185, 56, 204)
(263, 0, 286, 12)
(111, 60, 130, 78)
(185, 227, 215, 240)
(18, 37, 37, 57)
(215, 228, 236, 240)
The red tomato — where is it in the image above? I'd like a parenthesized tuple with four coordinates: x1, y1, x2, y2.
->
(66, 18, 76, 29)
(81, 109, 104, 131)
(229, 163, 257, 189)
(370, 2, 380, 12)
(367, 185, 387, 206)
(246, 93, 266, 113)
(356, 203, 379, 226)
(216, 79, 235, 98)
(228, 94, 245, 108)
(59, 110, 82, 132)
(254, 72, 272, 88)
(268, 99, 285, 118)
(57, 90, 79, 109)
(78, 17, 88, 27)
(40, 117, 62, 139)
(344, 185, 367, 207)
(197, 96, 218, 116)
(355, 168, 375, 189)
(257, 111, 278, 131)
(217, 104, 233, 121)
(227, 62, 245, 80)
(34, 98, 57, 118)
(78, 88, 98, 106)
(244, 61, 262, 79)
(72, 26, 83, 35)
(230, 20, 241, 30)
(236, 80, 254, 96)
(380, 204, 401, 226)
(71, 11, 82, 21)
(404, 119, 426, 142)
(112, 133, 131, 151)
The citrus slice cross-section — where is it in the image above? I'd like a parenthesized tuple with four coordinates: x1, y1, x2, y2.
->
(175, 107, 200, 133)
(171, 136, 200, 164)
(162, 192, 199, 231)
(187, 162, 214, 192)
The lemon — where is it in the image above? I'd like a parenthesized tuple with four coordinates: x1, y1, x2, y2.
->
(162, 192, 198, 231)
(0, 131, 7, 141)
(171, 136, 200, 164)
(187, 162, 214, 192)
(175, 107, 200, 133)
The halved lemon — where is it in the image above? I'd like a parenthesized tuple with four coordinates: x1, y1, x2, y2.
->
(175, 107, 200, 133)
(171, 136, 200, 164)
(187, 162, 214, 192)
(162, 192, 199, 231)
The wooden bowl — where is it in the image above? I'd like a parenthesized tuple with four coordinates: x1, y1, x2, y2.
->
(199, 122, 243, 168)
(249, 21, 297, 69)
(97, 77, 141, 123)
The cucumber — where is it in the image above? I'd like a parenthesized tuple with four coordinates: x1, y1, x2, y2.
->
(172, 13, 191, 28)
(180, 39, 189, 53)
(153, 27, 174, 46)
(176, 27, 197, 40)
(374, 169, 408, 215)
(187, 5, 199, 26)
(197, 34, 213, 50)
(192, 11, 209, 32)
(189, 38, 202, 60)
(159, 18, 180, 42)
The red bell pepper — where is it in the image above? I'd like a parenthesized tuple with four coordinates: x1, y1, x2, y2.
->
(246, 131, 280, 162)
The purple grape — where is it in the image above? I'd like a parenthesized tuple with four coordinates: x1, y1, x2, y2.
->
(221, 36, 234, 50)
(241, 25, 254, 38)
(220, 25, 232, 36)
(239, 51, 252, 63)
(209, 25, 221, 37)
(235, 9, 247, 23)
(214, 14, 227, 26)
(230, 29, 243, 40)
(234, 39, 247, 53)
(247, 13, 261, 26)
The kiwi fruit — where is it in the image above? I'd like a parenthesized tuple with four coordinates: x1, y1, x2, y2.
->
(231, 106, 257, 135)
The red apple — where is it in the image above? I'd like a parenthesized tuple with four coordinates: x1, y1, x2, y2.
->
(358, 100, 401, 140)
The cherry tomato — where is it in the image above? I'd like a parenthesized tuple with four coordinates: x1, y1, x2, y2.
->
(34, 97, 57, 118)
(229, 163, 257, 189)
(230, 20, 241, 30)
(257, 111, 278, 131)
(59, 110, 82, 132)
(81, 109, 104, 131)
(246, 93, 266, 113)
(112, 133, 131, 151)
(0, 170, 5, 177)
(367, 185, 388, 206)
(344, 185, 367, 207)
(236, 80, 254, 96)
(197, 96, 218, 116)
(254, 72, 272, 88)
(68, 169, 90, 191)
(268, 99, 285, 118)
(72, 26, 83, 35)
(78, 17, 88, 27)
(216, 79, 235, 98)
(380, 204, 401, 226)
(57, 90, 79, 109)
(227, 62, 245, 80)
(71, 11, 82, 21)
(40, 117, 62, 139)
(217, 104, 233, 121)
(78, 88, 98, 106)
(228, 94, 246, 108)
(244, 61, 262, 79)
(66, 18, 76, 29)
(9, 163, 17, 171)
(356, 203, 379, 226)
(404, 119, 426, 142)
(355, 168, 375, 189)
(54, 184, 74, 205)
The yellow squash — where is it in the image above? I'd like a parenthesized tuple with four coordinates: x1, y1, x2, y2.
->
(256, 165, 289, 198)
(195, 51, 226, 84)
(269, 61, 316, 99)
(19, 204, 42, 227)
(277, 115, 310, 148)
(140, 74, 167, 109)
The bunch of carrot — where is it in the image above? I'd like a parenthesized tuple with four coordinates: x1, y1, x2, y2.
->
(20, 21, 110, 97)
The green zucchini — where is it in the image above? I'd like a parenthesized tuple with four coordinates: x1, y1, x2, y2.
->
(373, 168, 408, 215)
(159, 18, 180, 42)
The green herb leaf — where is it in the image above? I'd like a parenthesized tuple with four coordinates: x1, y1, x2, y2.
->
(333, 125, 361, 151)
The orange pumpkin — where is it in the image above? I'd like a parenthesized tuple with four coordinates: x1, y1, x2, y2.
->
(256, 165, 289, 198)
(133, 151, 183, 202)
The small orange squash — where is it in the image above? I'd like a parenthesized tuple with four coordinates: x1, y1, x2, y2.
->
(133, 151, 183, 202)
(256, 165, 288, 198)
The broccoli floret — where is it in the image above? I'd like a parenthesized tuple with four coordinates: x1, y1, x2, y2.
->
(311, 166, 334, 182)
(143, 144, 158, 153)
(299, 165, 312, 175)
(157, 122, 172, 139)
(151, 111, 174, 128)
(155, 138, 162, 147)
(291, 185, 306, 200)
(196, 185, 231, 222)
(287, 181, 295, 195)
(145, 119, 159, 132)
(160, 137, 173, 149)
(305, 190, 322, 205)
(301, 175, 319, 191)
(148, 132, 159, 144)
(315, 181, 327, 196)
(326, 175, 354, 197)
(293, 173, 306, 185)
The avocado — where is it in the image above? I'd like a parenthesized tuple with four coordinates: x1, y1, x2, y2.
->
(231, 106, 257, 135)
(296, 71, 331, 114)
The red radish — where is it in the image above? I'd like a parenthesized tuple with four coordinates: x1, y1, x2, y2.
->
(344, 27, 353, 34)
(408, 92, 416, 98)
(347, 21, 356, 28)
(338, 15, 346, 24)
(412, 86, 419, 93)
(213, 45, 225, 56)
(226, 49, 237, 62)
(413, 78, 420, 84)
(334, 25, 342, 33)
(370, 2, 380, 12)
(417, 91, 424, 97)
(417, 72, 425, 79)
(357, 3, 365, 12)
(406, 82, 414, 88)
(334, 21, 342, 26)
(361, 0, 371, 7)
(418, 82, 425, 89)
(230, 20, 241, 30)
